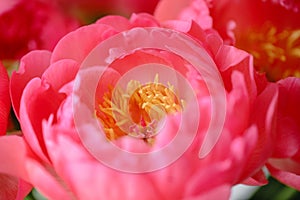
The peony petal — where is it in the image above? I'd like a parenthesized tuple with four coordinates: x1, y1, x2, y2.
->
(215, 45, 258, 104)
(186, 184, 231, 200)
(154, 0, 212, 29)
(42, 59, 79, 92)
(15, 179, 32, 200)
(0, 0, 19, 14)
(273, 77, 300, 158)
(225, 71, 250, 136)
(51, 23, 118, 64)
(267, 163, 300, 191)
(44, 130, 161, 199)
(242, 169, 268, 186)
(25, 158, 74, 199)
(0, 138, 32, 199)
(19, 78, 65, 162)
(10, 50, 51, 119)
(0, 135, 28, 179)
(0, 174, 18, 200)
(154, 0, 192, 21)
(96, 15, 130, 32)
(129, 13, 160, 28)
(242, 83, 278, 177)
(268, 158, 300, 175)
(0, 63, 10, 135)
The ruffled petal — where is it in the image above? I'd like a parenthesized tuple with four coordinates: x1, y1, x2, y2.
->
(43, 129, 161, 199)
(51, 23, 118, 64)
(154, 0, 212, 29)
(96, 15, 130, 31)
(10, 50, 51, 119)
(19, 78, 65, 162)
(42, 59, 79, 92)
(242, 83, 278, 178)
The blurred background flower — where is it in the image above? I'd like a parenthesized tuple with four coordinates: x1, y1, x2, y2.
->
(0, 0, 79, 61)
(208, 0, 300, 82)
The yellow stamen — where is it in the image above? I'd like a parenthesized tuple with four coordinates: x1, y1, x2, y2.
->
(235, 22, 300, 81)
(95, 74, 182, 143)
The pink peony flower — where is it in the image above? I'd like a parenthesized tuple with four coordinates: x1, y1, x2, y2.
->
(0, 0, 79, 60)
(1, 14, 278, 199)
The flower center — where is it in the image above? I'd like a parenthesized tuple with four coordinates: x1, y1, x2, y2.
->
(96, 75, 182, 143)
(235, 23, 300, 81)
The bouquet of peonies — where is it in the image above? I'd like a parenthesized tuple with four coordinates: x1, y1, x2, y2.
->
(0, 0, 299, 199)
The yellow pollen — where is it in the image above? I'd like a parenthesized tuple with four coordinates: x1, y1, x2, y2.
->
(95, 75, 182, 142)
(235, 23, 300, 81)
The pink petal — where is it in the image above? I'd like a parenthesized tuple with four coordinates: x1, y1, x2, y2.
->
(129, 13, 160, 28)
(25, 158, 74, 199)
(215, 45, 257, 102)
(0, 134, 69, 199)
(273, 77, 300, 158)
(186, 184, 231, 200)
(44, 131, 161, 199)
(243, 83, 278, 176)
(154, 0, 192, 21)
(0, 63, 10, 135)
(154, 0, 212, 29)
(0, 0, 19, 14)
(268, 158, 300, 175)
(10, 50, 51, 119)
(51, 23, 118, 64)
(96, 15, 130, 32)
(42, 59, 79, 92)
(0, 177, 31, 200)
(0, 174, 18, 200)
(15, 179, 32, 200)
(225, 71, 250, 136)
(242, 169, 268, 186)
(267, 163, 300, 190)
(19, 78, 65, 162)
(0, 135, 28, 179)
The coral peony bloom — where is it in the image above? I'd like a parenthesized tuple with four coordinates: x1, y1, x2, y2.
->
(1, 14, 278, 199)
(0, 0, 79, 60)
